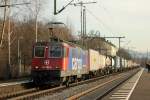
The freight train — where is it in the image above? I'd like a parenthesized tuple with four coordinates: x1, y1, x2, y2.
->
(31, 40, 138, 86)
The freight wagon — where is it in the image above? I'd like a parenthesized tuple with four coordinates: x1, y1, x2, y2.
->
(88, 49, 106, 76)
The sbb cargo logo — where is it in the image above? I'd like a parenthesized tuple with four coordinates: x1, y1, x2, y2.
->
(72, 58, 82, 70)
(44, 60, 49, 65)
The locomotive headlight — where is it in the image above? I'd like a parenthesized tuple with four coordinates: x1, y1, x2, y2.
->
(55, 66, 60, 69)
(46, 66, 49, 69)
(35, 66, 39, 69)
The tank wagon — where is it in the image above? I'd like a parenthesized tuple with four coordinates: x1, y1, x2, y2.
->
(31, 41, 138, 86)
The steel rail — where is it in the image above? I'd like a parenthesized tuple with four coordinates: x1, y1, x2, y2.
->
(67, 69, 140, 100)
(5, 68, 139, 100)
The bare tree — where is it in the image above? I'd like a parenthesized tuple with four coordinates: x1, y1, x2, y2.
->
(26, 0, 44, 42)
(117, 48, 132, 60)
(0, 0, 7, 48)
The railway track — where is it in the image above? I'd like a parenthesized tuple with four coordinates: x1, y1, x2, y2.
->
(96, 69, 142, 100)
(67, 68, 141, 100)
(0, 79, 32, 99)
(1, 68, 139, 100)
(1, 75, 108, 100)
(102, 68, 144, 100)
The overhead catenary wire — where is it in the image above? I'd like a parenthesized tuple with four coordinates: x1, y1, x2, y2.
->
(86, 8, 114, 37)
(54, 0, 74, 15)
(97, 0, 115, 21)
(97, 2, 122, 38)
(69, 1, 97, 46)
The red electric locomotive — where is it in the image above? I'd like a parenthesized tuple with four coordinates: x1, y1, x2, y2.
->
(31, 41, 69, 85)
(31, 40, 89, 85)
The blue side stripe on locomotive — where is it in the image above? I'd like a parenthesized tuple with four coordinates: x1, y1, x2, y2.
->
(82, 50, 88, 68)
(68, 47, 89, 71)
(78, 48, 82, 70)
(68, 47, 73, 70)
(82, 51, 84, 66)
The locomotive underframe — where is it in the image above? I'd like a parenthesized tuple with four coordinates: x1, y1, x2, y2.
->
(31, 69, 89, 85)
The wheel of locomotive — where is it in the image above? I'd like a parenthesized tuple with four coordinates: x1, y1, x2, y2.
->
(59, 77, 64, 86)
(65, 76, 70, 87)
(72, 76, 77, 83)
(82, 74, 89, 80)
(65, 81, 70, 87)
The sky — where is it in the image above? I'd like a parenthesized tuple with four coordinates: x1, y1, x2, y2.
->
(38, 0, 150, 53)
(1, 0, 150, 53)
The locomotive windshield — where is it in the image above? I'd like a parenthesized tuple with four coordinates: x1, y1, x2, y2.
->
(34, 46, 45, 58)
(49, 46, 62, 58)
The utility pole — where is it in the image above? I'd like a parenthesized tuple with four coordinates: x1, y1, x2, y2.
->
(0, 1, 30, 78)
(53, 0, 96, 46)
(102, 36, 125, 68)
(102, 36, 125, 49)
(146, 48, 149, 63)
(81, 3, 83, 39)
(83, 7, 86, 37)
(70, 1, 96, 46)
(118, 37, 121, 49)
(83, 6, 86, 40)
(8, 0, 11, 75)
(0, 0, 7, 47)
(0, 0, 12, 78)
(35, 15, 38, 42)
(18, 37, 23, 76)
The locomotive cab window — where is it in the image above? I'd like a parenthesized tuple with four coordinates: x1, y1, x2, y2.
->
(34, 46, 45, 58)
(49, 46, 62, 58)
